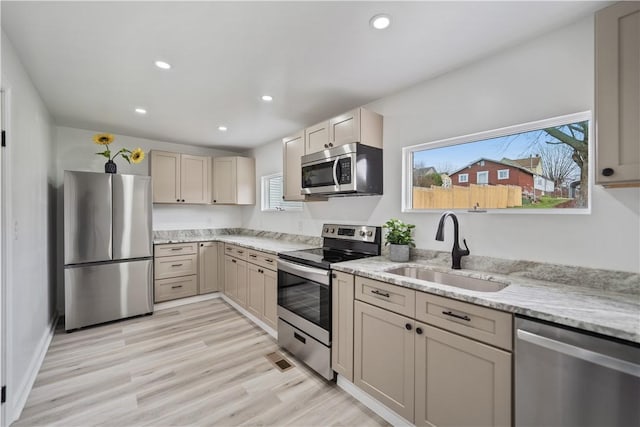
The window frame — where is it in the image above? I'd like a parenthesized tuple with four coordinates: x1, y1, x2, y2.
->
(458, 173, 469, 183)
(497, 169, 510, 180)
(261, 173, 303, 212)
(476, 170, 489, 185)
(401, 111, 592, 214)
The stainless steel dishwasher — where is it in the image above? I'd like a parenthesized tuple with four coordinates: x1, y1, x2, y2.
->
(515, 316, 640, 426)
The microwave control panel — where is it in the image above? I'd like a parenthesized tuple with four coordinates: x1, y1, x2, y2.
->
(337, 158, 352, 184)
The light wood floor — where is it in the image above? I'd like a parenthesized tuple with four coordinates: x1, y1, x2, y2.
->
(14, 299, 388, 427)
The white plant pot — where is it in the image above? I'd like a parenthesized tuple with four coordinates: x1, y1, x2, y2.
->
(389, 244, 410, 262)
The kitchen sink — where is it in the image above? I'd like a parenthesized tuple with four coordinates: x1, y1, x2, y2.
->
(384, 266, 509, 292)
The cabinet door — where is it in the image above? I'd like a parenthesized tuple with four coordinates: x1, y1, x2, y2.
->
(213, 157, 237, 204)
(180, 154, 211, 204)
(199, 242, 220, 294)
(596, 2, 640, 185)
(354, 301, 415, 422)
(305, 121, 330, 153)
(224, 255, 238, 300)
(263, 268, 277, 329)
(247, 263, 265, 318)
(329, 109, 360, 147)
(151, 151, 181, 203)
(415, 322, 511, 427)
(332, 271, 355, 381)
(283, 131, 305, 201)
(236, 259, 248, 307)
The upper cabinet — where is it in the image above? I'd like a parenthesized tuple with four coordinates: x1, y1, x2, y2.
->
(283, 131, 306, 201)
(595, 2, 640, 187)
(151, 151, 211, 204)
(305, 108, 383, 155)
(213, 156, 255, 205)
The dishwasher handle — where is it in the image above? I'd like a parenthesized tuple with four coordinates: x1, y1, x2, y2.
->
(517, 329, 640, 378)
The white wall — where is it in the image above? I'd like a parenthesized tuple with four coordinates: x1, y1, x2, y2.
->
(243, 17, 640, 274)
(1, 31, 57, 424)
(54, 126, 245, 313)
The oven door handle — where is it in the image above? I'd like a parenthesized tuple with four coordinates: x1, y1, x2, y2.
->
(277, 259, 331, 286)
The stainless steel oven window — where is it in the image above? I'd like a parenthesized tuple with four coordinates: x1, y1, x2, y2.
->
(277, 268, 331, 332)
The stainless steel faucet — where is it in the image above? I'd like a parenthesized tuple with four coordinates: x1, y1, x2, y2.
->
(435, 212, 470, 269)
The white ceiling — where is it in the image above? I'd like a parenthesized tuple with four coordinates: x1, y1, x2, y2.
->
(2, 1, 608, 150)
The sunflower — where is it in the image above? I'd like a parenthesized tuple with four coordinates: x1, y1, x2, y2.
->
(93, 133, 115, 145)
(130, 148, 145, 164)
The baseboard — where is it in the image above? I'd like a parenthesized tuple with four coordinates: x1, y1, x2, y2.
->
(336, 375, 414, 427)
(154, 292, 221, 311)
(220, 294, 277, 340)
(9, 313, 59, 425)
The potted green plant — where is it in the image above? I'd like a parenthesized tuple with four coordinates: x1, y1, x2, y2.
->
(383, 219, 415, 262)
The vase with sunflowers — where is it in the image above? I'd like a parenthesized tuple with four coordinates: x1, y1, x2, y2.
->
(93, 133, 145, 173)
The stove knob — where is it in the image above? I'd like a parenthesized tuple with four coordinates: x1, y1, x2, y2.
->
(367, 231, 373, 237)
(360, 231, 366, 237)
(324, 227, 329, 233)
(330, 228, 335, 233)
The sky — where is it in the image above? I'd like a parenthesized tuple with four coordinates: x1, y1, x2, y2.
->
(413, 122, 587, 175)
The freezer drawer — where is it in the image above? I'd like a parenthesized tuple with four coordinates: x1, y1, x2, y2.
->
(65, 259, 153, 330)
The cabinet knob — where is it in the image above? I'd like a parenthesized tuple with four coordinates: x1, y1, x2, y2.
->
(329, 143, 333, 147)
(331, 273, 337, 279)
(602, 168, 614, 177)
(405, 323, 412, 331)
(200, 243, 203, 247)
(416, 327, 423, 335)
(213, 200, 217, 203)
(181, 199, 185, 202)
(176, 199, 180, 202)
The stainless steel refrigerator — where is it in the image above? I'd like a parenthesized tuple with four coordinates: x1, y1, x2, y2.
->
(64, 171, 153, 331)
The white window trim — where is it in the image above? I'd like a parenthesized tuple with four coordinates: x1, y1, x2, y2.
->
(477, 171, 488, 185)
(401, 111, 592, 214)
(458, 173, 469, 183)
(498, 169, 510, 180)
(261, 173, 303, 212)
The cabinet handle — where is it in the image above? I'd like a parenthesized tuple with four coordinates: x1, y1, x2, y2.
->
(171, 285, 183, 289)
(602, 168, 614, 177)
(226, 247, 232, 251)
(442, 310, 471, 322)
(371, 289, 390, 298)
(171, 263, 183, 267)
(416, 327, 423, 335)
(329, 143, 333, 147)
(294, 332, 306, 344)
(171, 247, 183, 251)
(249, 254, 257, 258)
(405, 323, 412, 331)
(324, 144, 329, 148)
(265, 258, 273, 263)
(237, 250, 244, 254)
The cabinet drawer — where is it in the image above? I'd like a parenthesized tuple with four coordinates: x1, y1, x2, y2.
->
(154, 254, 197, 279)
(415, 292, 512, 350)
(155, 243, 197, 257)
(247, 249, 277, 271)
(155, 275, 197, 302)
(224, 244, 248, 260)
(355, 276, 415, 318)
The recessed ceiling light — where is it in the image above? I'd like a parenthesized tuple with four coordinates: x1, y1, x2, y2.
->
(218, 126, 228, 132)
(261, 95, 273, 102)
(154, 60, 171, 70)
(135, 108, 147, 114)
(370, 14, 391, 30)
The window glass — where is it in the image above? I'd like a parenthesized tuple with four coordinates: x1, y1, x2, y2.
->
(404, 112, 590, 211)
(261, 174, 303, 212)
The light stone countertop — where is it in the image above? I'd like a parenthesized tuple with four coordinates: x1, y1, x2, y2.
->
(153, 228, 639, 344)
(332, 256, 640, 344)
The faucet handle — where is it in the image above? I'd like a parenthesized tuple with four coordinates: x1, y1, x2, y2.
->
(462, 238, 470, 255)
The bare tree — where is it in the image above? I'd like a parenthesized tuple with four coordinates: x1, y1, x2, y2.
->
(539, 143, 579, 196)
(542, 121, 588, 207)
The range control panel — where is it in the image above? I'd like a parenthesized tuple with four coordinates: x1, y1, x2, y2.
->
(321, 224, 380, 243)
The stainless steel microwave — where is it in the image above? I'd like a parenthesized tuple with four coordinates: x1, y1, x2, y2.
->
(301, 143, 383, 196)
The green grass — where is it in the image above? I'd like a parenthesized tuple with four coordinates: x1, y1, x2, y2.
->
(516, 195, 571, 209)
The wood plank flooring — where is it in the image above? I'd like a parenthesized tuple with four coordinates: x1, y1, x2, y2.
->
(14, 299, 388, 427)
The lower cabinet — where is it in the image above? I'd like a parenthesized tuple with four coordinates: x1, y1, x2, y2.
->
(247, 263, 265, 317)
(198, 241, 224, 294)
(246, 251, 278, 329)
(354, 301, 415, 422)
(332, 271, 355, 380)
(349, 275, 513, 426)
(224, 255, 239, 301)
(154, 243, 198, 302)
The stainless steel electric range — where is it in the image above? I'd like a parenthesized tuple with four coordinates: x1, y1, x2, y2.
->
(277, 224, 382, 380)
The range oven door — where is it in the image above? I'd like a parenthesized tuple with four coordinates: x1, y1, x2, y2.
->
(277, 259, 331, 345)
(301, 152, 356, 195)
